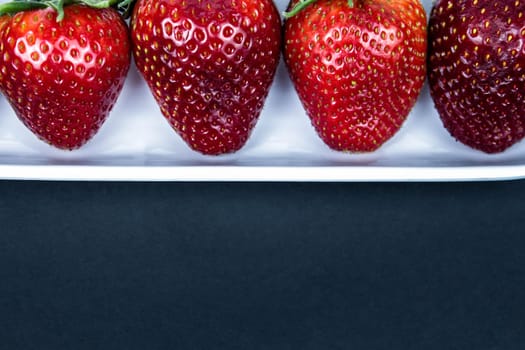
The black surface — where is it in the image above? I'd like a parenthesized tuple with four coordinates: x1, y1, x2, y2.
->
(0, 181, 524, 349)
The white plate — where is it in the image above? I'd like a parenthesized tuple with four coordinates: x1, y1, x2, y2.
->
(1, 0, 524, 182)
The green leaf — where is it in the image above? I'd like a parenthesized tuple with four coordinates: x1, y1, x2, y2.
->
(0, 0, 135, 20)
(0, 1, 48, 17)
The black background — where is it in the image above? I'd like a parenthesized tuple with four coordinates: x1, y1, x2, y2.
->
(0, 180, 524, 349)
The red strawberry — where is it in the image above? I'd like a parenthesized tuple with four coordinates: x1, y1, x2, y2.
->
(131, 0, 281, 155)
(428, 0, 525, 154)
(0, 1, 131, 150)
(284, 0, 427, 152)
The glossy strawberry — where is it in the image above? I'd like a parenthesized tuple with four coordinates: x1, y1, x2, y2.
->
(428, 0, 525, 153)
(284, 0, 427, 152)
(0, 1, 131, 150)
(131, 0, 281, 155)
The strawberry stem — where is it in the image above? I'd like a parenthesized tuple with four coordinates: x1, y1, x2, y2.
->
(284, 0, 355, 18)
(0, 0, 134, 20)
(283, 0, 316, 18)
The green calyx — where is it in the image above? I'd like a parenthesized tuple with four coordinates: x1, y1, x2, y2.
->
(0, 0, 135, 21)
(284, 0, 355, 19)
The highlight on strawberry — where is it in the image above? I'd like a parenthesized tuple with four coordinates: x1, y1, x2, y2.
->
(131, 0, 282, 156)
(428, 0, 525, 154)
(283, 0, 427, 153)
(0, 0, 133, 150)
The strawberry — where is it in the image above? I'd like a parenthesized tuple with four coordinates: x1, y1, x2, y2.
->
(283, 0, 427, 152)
(131, 0, 281, 155)
(428, 0, 525, 154)
(0, 0, 132, 150)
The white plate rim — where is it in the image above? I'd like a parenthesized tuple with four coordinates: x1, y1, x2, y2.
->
(2, 164, 525, 182)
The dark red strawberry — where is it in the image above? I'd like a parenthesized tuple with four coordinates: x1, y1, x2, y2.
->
(131, 0, 281, 155)
(428, 0, 525, 154)
(0, 0, 131, 150)
(284, 0, 427, 152)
